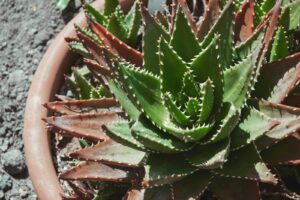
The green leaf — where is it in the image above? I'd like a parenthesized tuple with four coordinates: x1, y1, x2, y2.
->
(256, 100, 300, 121)
(170, 7, 201, 62)
(198, 79, 215, 123)
(124, 2, 141, 46)
(84, 4, 107, 25)
(191, 35, 223, 111)
(224, 39, 263, 108)
(65, 76, 80, 99)
(285, 0, 300, 30)
(79, 138, 90, 148)
(231, 108, 279, 149)
(254, 100, 300, 150)
(90, 88, 100, 99)
(143, 154, 197, 187)
(116, 62, 213, 142)
(182, 71, 200, 98)
(69, 41, 91, 59)
(105, 121, 147, 151)
(55, 0, 71, 10)
(163, 122, 214, 142)
(132, 116, 194, 153)
(185, 98, 200, 118)
(116, 61, 169, 127)
(75, 24, 102, 45)
(207, 103, 240, 143)
(114, 6, 126, 21)
(215, 143, 277, 184)
(186, 138, 230, 169)
(73, 69, 94, 100)
(163, 93, 193, 126)
(254, 1, 265, 26)
(261, 0, 276, 14)
(234, 25, 265, 61)
(159, 39, 188, 96)
(270, 26, 289, 62)
(172, 170, 212, 199)
(142, 6, 170, 75)
(104, 0, 119, 16)
(279, 6, 290, 30)
(97, 85, 110, 98)
(107, 80, 140, 120)
(107, 14, 127, 42)
(200, 0, 234, 69)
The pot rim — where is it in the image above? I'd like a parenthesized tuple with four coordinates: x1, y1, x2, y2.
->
(23, 1, 134, 199)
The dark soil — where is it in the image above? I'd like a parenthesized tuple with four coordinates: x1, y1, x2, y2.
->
(0, 0, 82, 199)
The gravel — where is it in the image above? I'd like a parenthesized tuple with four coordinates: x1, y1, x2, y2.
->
(1, 149, 26, 176)
(0, 172, 12, 191)
(0, 0, 79, 199)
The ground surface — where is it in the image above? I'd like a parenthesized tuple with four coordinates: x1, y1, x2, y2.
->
(0, 0, 81, 199)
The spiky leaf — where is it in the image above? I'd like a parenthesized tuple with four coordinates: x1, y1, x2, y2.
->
(170, 6, 201, 62)
(45, 113, 120, 141)
(231, 108, 279, 149)
(132, 116, 194, 153)
(84, 4, 107, 25)
(116, 62, 168, 126)
(198, 79, 215, 123)
(43, 98, 118, 115)
(124, 2, 141, 46)
(104, 0, 119, 16)
(207, 103, 240, 143)
(200, 0, 234, 69)
(69, 41, 91, 59)
(163, 93, 192, 126)
(70, 140, 146, 167)
(270, 26, 289, 62)
(59, 161, 136, 182)
(191, 35, 223, 111)
(172, 170, 212, 199)
(160, 38, 188, 96)
(105, 121, 147, 151)
(215, 143, 277, 184)
(73, 69, 94, 100)
(182, 71, 200, 98)
(186, 138, 230, 169)
(107, 14, 127, 42)
(142, 154, 197, 187)
(286, 0, 300, 30)
(141, 6, 170, 74)
(224, 39, 263, 108)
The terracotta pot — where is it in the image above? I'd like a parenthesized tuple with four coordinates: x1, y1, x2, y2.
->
(23, 1, 136, 199)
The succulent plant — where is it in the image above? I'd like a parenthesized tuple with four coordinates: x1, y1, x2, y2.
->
(44, 0, 300, 199)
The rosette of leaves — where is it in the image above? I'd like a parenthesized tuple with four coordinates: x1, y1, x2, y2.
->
(44, 0, 300, 199)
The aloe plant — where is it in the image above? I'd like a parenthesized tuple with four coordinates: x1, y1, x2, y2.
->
(44, 0, 300, 199)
